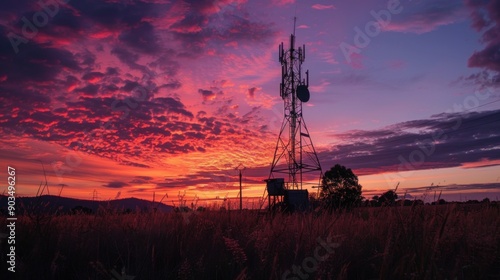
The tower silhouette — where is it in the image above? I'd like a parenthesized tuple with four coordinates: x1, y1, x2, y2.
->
(266, 19, 322, 209)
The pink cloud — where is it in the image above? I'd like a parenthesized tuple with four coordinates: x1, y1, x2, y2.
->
(309, 80, 331, 93)
(383, 18, 460, 34)
(245, 90, 279, 109)
(387, 60, 406, 69)
(312, 4, 335, 10)
(0, 0, 289, 203)
(346, 53, 364, 69)
(224, 41, 238, 48)
(383, 2, 467, 34)
(272, 0, 295, 6)
(461, 159, 500, 169)
(319, 52, 339, 65)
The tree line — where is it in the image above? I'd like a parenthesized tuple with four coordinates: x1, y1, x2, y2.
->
(317, 164, 496, 211)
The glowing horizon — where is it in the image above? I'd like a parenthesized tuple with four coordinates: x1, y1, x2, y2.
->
(1, 0, 500, 205)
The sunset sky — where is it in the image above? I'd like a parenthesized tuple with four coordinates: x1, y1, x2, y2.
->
(1, 0, 499, 206)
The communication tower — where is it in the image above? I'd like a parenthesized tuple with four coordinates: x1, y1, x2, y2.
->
(266, 19, 322, 210)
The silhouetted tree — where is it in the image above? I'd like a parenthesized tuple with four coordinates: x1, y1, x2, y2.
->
(319, 164, 363, 211)
(378, 190, 398, 206)
(362, 198, 372, 207)
(466, 200, 480, 204)
(370, 195, 381, 207)
(414, 199, 424, 206)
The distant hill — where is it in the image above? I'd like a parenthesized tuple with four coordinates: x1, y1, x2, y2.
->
(0, 195, 174, 214)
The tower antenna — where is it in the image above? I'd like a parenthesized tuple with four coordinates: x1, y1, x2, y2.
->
(265, 20, 322, 211)
(293, 16, 297, 36)
(293, 0, 298, 36)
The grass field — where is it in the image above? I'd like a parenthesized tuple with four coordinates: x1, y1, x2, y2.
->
(1, 203, 499, 279)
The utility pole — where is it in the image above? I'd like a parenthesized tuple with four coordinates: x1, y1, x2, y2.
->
(236, 164, 245, 211)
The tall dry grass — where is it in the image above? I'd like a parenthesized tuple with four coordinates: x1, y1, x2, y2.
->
(1, 204, 499, 279)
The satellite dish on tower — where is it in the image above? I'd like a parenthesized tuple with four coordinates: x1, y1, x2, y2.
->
(296, 85, 310, 102)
